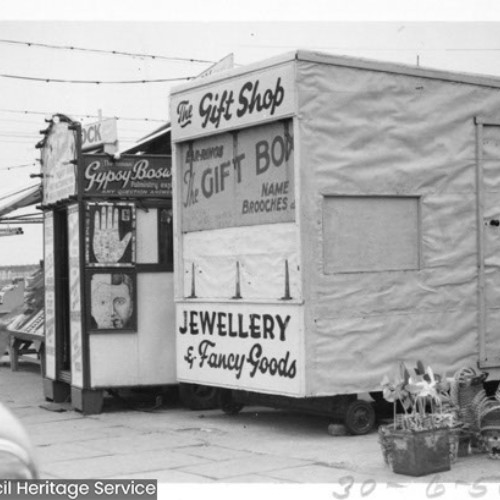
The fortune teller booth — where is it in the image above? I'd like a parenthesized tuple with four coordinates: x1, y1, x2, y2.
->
(39, 114, 175, 414)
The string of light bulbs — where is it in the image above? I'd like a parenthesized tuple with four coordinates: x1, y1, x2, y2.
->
(0, 108, 165, 123)
(0, 38, 215, 64)
(0, 73, 193, 85)
(0, 163, 37, 172)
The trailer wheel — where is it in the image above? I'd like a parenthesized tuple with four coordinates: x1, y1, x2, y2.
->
(178, 383, 220, 410)
(344, 400, 375, 435)
(217, 389, 244, 415)
(369, 391, 384, 403)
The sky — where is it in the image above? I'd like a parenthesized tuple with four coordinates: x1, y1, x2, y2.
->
(1, 1, 500, 266)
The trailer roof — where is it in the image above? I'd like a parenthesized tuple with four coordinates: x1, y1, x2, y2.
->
(171, 49, 500, 94)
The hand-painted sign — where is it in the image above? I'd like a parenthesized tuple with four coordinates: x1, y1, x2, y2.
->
(81, 118, 118, 153)
(82, 154, 172, 197)
(180, 120, 294, 232)
(176, 302, 303, 395)
(44, 213, 56, 379)
(171, 64, 294, 140)
(85, 202, 135, 267)
(41, 119, 77, 205)
(88, 270, 136, 331)
(68, 205, 83, 387)
(196, 53, 234, 79)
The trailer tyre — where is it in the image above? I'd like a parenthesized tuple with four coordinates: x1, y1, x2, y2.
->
(369, 391, 384, 403)
(178, 383, 220, 411)
(344, 400, 376, 435)
(217, 389, 244, 415)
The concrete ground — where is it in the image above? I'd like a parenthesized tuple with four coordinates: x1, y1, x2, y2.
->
(1, 357, 500, 494)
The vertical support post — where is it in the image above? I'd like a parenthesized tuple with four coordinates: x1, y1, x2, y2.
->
(232, 261, 242, 299)
(188, 262, 197, 298)
(281, 259, 292, 300)
(475, 117, 487, 365)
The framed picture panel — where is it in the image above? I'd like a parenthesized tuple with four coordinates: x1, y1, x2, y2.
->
(87, 269, 137, 332)
(86, 202, 135, 267)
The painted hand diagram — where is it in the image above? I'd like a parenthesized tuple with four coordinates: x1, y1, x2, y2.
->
(93, 206, 132, 263)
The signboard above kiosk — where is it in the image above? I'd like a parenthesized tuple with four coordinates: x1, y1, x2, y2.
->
(82, 154, 172, 198)
(171, 63, 295, 141)
(81, 118, 118, 153)
(40, 116, 77, 205)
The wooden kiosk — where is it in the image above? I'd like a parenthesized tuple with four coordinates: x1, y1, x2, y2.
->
(170, 51, 500, 433)
(39, 114, 175, 414)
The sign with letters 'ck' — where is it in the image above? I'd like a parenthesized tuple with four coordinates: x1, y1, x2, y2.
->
(171, 64, 295, 141)
(81, 118, 118, 153)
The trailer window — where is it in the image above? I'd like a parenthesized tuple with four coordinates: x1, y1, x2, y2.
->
(322, 196, 420, 273)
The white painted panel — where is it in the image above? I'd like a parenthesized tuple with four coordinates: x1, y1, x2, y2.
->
(137, 273, 176, 384)
(89, 333, 139, 387)
(182, 223, 300, 300)
(176, 301, 304, 396)
(136, 209, 158, 264)
(89, 273, 176, 387)
(43, 213, 56, 380)
(67, 206, 84, 388)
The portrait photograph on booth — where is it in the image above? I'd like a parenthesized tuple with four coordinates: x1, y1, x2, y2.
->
(88, 270, 137, 331)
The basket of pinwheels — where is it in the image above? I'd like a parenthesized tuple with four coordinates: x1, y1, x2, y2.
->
(378, 360, 466, 476)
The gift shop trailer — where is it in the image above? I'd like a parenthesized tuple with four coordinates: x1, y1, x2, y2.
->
(39, 115, 175, 414)
(170, 51, 500, 433)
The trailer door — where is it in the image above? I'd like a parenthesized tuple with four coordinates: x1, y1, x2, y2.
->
(476, 117, 500, 369)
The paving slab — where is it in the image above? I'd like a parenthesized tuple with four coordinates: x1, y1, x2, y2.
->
(178, 455, 310, 480)
(178, 444, 256, 462)
(81, 430, 205, 454)
(41, 448, 211, 479)
(2, 360, 500, 494)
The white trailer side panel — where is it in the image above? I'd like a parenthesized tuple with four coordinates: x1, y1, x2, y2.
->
(296, 60, 500, 395)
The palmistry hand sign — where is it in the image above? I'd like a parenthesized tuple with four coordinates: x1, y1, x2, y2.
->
(93, 206, 132, 263)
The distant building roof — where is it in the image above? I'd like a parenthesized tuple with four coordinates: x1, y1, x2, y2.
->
(121, 122, 171, 155)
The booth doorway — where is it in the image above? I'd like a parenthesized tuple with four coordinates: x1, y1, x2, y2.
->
(476, 117, 500, 369)
(53, 208, 71, 383)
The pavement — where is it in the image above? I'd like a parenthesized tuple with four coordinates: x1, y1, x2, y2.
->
(1, 356, 500, 498)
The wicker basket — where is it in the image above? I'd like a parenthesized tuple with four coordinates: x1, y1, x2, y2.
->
(379, 423, 463, 469)
(388, 427, 451, 476)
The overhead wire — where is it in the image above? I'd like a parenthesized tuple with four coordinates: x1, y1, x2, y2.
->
(0, 108, 165, 123)
(0, 38, 216, 64)
(0, 163, 37, 171)
(0, 73, 193, 85)
(0, 38, 208, 84)
(0, 131, 144, 141)
(0, 39, 182, 216)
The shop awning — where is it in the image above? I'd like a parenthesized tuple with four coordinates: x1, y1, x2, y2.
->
(0, 184, 42, 219)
